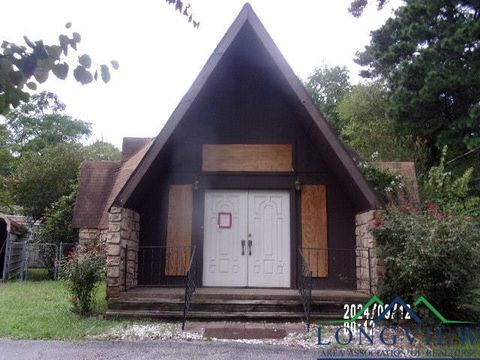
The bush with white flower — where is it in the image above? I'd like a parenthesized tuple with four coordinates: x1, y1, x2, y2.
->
(358, 152, 405, 201)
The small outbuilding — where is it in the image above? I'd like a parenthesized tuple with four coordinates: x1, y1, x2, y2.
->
(0, 214, 29, 281)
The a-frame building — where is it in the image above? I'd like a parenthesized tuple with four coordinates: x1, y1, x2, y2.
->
(73, 3, 388, 320)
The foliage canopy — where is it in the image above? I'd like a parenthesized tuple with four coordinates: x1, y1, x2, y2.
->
(355, 0, 480, 170)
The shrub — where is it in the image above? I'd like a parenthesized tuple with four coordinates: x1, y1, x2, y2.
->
(374, 206, 480, 319)
(423, 146, 480, 217)
(358, 153, 404, 202)
(61, 247, 105, 315)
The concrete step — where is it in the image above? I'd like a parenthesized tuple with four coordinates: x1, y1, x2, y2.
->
(108, 302, 346, 323)
(109, 297, 346, 313)
(108, 287, 369, 321)
(105, 309, 340, 321)
(119, 287, 370, 303)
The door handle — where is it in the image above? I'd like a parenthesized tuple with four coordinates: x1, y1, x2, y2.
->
(241, 240, 246, 256)
(247, 239, 252, 256)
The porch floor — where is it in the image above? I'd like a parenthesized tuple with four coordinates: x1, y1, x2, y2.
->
(119, 287, 369, 302)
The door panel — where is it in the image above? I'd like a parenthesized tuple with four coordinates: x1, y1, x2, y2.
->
(203, 190, 291, 288)
(247, 192, 291, 287)
(203, 191, 248, 286)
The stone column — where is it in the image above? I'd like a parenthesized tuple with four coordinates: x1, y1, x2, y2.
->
(355, 210, 384, 294)
(106, 207, 140, 298)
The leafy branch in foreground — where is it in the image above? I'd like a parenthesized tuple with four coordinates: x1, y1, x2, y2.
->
(0, 22, 118, 114)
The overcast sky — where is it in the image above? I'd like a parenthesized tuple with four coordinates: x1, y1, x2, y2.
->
(1, 0, 401, 148)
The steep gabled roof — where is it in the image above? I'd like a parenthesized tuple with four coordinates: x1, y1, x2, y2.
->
(72, 139, 153, 229)
(72, 161, 120, 229)
(113, 3, 382, 210)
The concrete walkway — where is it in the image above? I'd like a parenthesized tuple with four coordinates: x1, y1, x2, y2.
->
(0, 339, 320, 360)
(186, 321, 306, 339)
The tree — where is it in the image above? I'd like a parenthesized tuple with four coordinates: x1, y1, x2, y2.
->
(1, 91, 120, 218)
(423, 147, 480, 217)
(165, 0, 200, 28)
(0, 124, 14, 212)
(0, 23, 118, 114)
(4, 91, 91, 155)
(304, 65, 352, 130)
(355, 0, 480, 171)
(10, 143, 84, 220)
(349, 0, 389, 17)
(37, 183, 79, 246)
(0, 1, 200, 115)
(84, 140, 121, 161)
(337, 82, 428, 169)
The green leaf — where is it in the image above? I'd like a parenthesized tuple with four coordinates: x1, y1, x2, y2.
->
(46, 45, 62, 59)
(0, 95, 6, 112)
(72, 32, 81, 44)
(33, 65, 49, 83)
(100, 64, 110, 83)
(78, 54, 91, 68)
(58, 35, 69, 55)
(52, 63, 69, 80)
(23, 36, 35, 49)
(9, 71, 25, 86)
(73, 65, 92, 85)
(26, 82, 37, 90)
(110, 60, 119, 70)
(34, 41, 49, 59)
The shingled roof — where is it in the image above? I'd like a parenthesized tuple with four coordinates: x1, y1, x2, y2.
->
(72, 138, 153, 229)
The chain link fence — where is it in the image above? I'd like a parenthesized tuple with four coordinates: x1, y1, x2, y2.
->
(24, 242, 76, 280)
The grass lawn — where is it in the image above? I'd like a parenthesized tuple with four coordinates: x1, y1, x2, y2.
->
(25, 268, 50, 281)
(0, 280, 129, 340)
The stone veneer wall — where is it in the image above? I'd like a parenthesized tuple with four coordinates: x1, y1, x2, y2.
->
(355, 210, 385, 294)
(78, 228, 109, 250)
(106, 207, 140, 298)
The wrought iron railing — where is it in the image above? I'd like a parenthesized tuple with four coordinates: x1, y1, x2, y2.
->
(298, 247, 373, 331)
(138, 245, 194, 286)
(182, 246, 197, 330)
(298, 248, 313, 331)
(301, 247, 372, 291)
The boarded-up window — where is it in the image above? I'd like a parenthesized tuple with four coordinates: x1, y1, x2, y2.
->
(165, 185, 193, 276)
(202, 144, 293, 172)
(301, 185, 328, 277)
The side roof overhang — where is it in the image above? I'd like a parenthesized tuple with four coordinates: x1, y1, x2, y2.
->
(113, 3, 382, 211)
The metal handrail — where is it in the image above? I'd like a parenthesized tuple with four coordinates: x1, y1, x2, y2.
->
(138, 245, 196, 286)
(182, 246, 197, 331)
(301, 247, 372, 293)
(298, 248, 313, 332)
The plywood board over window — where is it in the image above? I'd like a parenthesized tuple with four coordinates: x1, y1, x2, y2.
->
(301, 185, 328, 277)
(165, 185, 193, 276)
(202, 144, 293, 172)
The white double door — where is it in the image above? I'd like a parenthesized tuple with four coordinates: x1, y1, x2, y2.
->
(203, 190, 290, 288)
